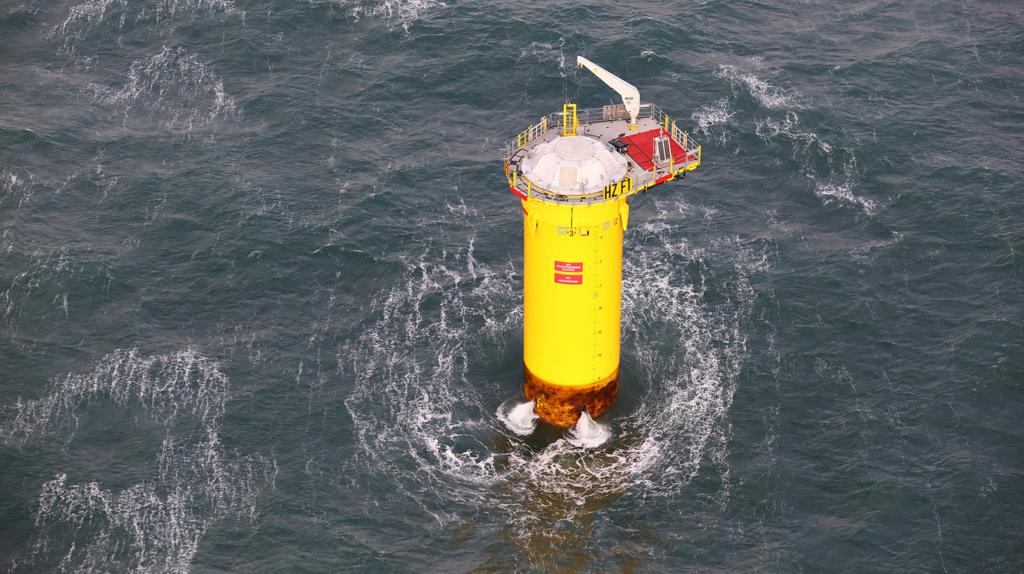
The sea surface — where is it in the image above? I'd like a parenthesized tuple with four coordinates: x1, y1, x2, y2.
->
(2, 0, 1022, 571)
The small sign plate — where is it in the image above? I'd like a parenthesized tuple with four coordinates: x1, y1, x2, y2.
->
(555, 261, 583, 272)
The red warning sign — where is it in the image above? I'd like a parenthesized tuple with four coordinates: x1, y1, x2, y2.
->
(555, 261, 583, 272)
(555, 273, 582, 285)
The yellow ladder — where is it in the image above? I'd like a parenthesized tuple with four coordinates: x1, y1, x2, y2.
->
(563, 103, 577, 136)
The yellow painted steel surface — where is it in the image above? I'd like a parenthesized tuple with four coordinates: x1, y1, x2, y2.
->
(522, 196, 628, 423)
(505, 102, 702, 426)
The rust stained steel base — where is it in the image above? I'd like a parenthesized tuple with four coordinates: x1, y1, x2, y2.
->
(523, 364, 619, 427)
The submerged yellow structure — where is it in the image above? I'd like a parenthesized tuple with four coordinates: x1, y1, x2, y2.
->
(503, 57, 701, 426)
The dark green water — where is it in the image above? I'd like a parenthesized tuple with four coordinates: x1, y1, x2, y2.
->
(2, 0, 1022, 571)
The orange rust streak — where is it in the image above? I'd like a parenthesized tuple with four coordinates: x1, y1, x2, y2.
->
(523, 364, 619, 427)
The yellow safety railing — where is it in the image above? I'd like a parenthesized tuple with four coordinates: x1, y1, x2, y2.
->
(646, 105, 697, 161)
(504, 104, 696, 160)
(515, 115, 549, 150)
(503, 103, 701, 192)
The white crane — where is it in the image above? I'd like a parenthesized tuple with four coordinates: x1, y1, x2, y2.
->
(577, 56, 641, 129)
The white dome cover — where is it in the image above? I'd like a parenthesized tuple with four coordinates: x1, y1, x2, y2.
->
(521, 135, 628, 195)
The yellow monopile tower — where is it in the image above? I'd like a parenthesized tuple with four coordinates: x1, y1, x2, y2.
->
(503, 57, 702, 426)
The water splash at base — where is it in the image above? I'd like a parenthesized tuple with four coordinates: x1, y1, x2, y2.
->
(342, 231, 761, 570)
(566, 410, 611, 448)
(497, 398, 539, 436)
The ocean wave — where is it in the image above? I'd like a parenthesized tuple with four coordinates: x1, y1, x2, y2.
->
(333, 0, 448, 30)
(814, 180, 878, 215)
(2, 349, 275, 573)
(691, 97, 736, 146)
(55, 0, 242, 37)
(716, 64, 795, 110)
(754, 111, 872, 215)
(52, 0, 244, 61)
(755, 111, 832, 154)
(87, 46, 238, 130)
(0, 168, 35, 211)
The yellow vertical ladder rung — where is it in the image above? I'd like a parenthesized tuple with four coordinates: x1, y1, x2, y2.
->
(563, 103, 577, 136)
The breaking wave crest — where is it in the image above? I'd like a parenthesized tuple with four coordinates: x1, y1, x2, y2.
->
(691, 97, 735, 146)
(716, 64, 795, 109)
(2, 349, 275, 573)
(343, 248, 520, 490)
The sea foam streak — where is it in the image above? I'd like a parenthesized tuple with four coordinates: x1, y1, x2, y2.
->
(714, 62, 875, 216)
(2, 349, 275, 573)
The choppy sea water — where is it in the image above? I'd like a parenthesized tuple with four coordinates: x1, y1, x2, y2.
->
(2, 0, 1022, 571)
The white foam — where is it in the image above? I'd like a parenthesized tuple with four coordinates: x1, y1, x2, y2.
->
(3, 349, 275, 572)
(692, 98, 735, 132)
(346, 0, 447, 30)
(0, 169, 35, 210)
(497, 398, 539, 436)
(341, 214, 759, 565)
(344, 244, 518, 490)
(56, 0, 242, 36)
(716, 64, 794, 109)
(689, 98, 736, 147)
(755, 112, 832, 154)
(47, 0, 243, 130)
(87, 46, 238, 130)
(620, 207, 760, 487)
(517, 40, 570, 75)
(753, 112, 866, 198)
(52, 0, 244, 60)
(815, 181, 878, 215)
(54, 0, 122, 35)
(566, 410, 611, 448)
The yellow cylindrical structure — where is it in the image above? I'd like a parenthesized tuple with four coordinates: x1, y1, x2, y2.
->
(505, 96, 701, 427)
(522, 195, 629, 426)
